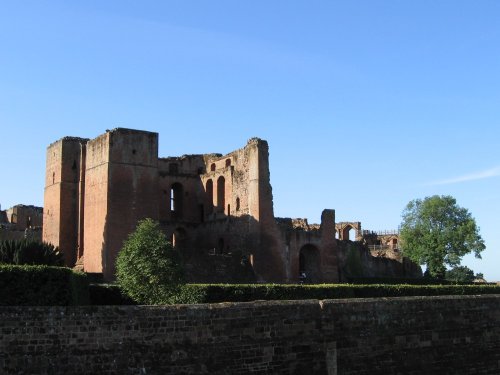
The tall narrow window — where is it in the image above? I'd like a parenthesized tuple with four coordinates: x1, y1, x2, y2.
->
(206, 179, 214, 213)
(236, 197, 240, 211)
(210, 163, 216, 171)
(217, 176, 225, 210)
(170, 183, 183, 219)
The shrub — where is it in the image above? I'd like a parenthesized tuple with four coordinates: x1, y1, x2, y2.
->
(115, 218, 185, 304)
(0, 239, 63, 266)
(0, 265, 89, 305)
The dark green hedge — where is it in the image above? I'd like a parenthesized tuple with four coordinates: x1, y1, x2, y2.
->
(346, 277, 455, 285)
(0, 265, 89, 306)
(89, 283, 136, 305)
(171, 283, 500, 304)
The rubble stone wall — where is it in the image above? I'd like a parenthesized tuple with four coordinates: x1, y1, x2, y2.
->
(1, 295, 499, 374)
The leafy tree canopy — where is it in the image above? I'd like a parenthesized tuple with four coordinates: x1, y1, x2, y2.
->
(445, 265, 475, 283)
(115, 218, 184, 304)
(400, 195, 485, 279)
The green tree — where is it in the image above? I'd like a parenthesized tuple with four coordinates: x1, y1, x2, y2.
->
(400, 195, 485, 279)
(445, 265, 475, 283)
(115, 218, 184, 304)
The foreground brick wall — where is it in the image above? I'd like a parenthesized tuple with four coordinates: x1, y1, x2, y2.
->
(1, 295, 499, 374)
(0, 300, 332, 374)
(326, 295, 500, 375)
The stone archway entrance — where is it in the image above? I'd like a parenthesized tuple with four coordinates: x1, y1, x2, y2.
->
(299, 244, 321, 283)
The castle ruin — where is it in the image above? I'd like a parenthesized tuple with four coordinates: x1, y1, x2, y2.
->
(43, 128, 420, 282)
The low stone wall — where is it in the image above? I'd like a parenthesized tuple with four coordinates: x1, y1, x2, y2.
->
(0, 295, 499, 374)
(0, 300, 332, 374)
(326, 295, 500, 375)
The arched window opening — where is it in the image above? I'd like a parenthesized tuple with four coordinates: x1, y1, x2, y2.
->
(225, 159, 231, 167)
(342, 225, 355, 241)
(26, 216, 31, 228)
(210, 163, 216, 172)
(335, 231, 339, 240)
(217, 176, 225, 210)
(299, 244, 321, 283)
(348, 227, 356, 241)
(236, 197, 240, 211)
(206, 179, 214, 213)
(170, 183, 183, 219)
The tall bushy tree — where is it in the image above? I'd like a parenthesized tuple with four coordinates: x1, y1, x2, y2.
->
(400, 195, 485, 278)
(115, 218, 184, 304)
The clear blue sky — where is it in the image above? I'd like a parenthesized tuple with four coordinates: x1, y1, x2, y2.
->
(1, 1, 499, 280)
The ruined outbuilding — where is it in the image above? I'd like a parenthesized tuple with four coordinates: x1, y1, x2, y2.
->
(0, 204, 43, 241)
(43, 128, 420, 282)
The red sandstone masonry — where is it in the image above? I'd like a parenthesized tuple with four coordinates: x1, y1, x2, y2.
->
(1, 295, 500, 374)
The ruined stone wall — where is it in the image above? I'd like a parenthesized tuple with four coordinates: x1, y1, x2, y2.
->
(251, 138, 287, 282)
(2, 295, 499, 374)
(158, 156, 206, 224)
(202, 140, 257, 220)
(276, 211, 338, 283)
(169, 138, 286, 283)
(0, 227, 42, 242)
(4, 205, 43, 230)
(337, 240, 422, 281)
(1, 205, 43, 242)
